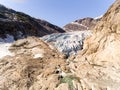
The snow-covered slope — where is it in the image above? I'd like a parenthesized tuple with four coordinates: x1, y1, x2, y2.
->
(0, 35, 14, 58)
(0, 43, 13, 58)
(41, 30, 92, 56)
(63, 17, 101, 32)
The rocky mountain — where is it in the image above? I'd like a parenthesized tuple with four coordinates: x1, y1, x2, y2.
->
(0, 4, 65, 41)
(64, 17, 101, 32)
(69, 0, 120, 89)
(41, 30, 92, 57)
(0, 0, 119, 90)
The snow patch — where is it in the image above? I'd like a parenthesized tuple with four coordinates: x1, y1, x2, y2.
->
(94, 15, 103, 19)
(0, 43, 13, 58)
(0, 34, 14, 43)
(33, 54, 43, 59)
(60, 71, 67, 77)
(70, 22, 88, 29)
(32, 47, 44, 59)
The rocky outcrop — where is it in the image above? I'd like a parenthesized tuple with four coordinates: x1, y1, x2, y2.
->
(0, 37, 69, 90)
(69, 0, 120, 89)
(0, 4, 65, 41)
(64, 17, 101, 32)
(42, 30, 92, 57)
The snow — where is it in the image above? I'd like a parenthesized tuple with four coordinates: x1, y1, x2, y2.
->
(71, 22, 80, 25)
(0, 34, 14, 58)
(94, 15, 103, 19)
(32, 47, 44, 59)
(33, 54, 43, 59)
(0, 43, 13, 58)
(60, 71, 67, 77)
(0, 34, 14, 43)
(71, 22, 88, 27)
(70, 22, 88, 29)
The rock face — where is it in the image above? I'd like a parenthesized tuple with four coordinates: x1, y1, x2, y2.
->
(0, 37, 69, 90)
(64, 17, 101, 32)
(0, 4, 65, 41)
(69, 0, 120, 89)
(42, 30, 92, 57)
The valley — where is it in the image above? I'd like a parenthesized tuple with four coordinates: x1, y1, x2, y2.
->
(0, 0, 120, 90)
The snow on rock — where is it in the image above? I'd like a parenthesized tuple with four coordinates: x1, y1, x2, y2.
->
(33, 54, 43, 59)
(70, 22, 88, 29)
(0, 43, 13, 58)
(0, 34, 14, 58)
(32, 47, 44, 59)
(0, 34, 14, 43)
(94, 15, 103, 19)
(41, 30, 92, 56)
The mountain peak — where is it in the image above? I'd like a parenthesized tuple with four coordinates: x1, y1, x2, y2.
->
(64, 17, 101, 32)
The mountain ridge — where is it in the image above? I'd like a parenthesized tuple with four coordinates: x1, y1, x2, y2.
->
(63, 17, 101, 32)
(0, 4, 65, 41)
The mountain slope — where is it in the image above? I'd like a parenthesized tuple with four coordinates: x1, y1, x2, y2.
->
(69, 0, 120, 89)
(0, 4, 65, 41)
(64, 17, 101, 32)
(0, 37, 68, 90)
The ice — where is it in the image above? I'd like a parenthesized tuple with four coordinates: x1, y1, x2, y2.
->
(41, 30, 92, 56)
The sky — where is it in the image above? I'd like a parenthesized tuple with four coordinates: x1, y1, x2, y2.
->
(0, 0, 115, 27)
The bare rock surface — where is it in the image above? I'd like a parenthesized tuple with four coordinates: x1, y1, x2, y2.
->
(69, 0, 120, 90)
(0, 37, 69, 90)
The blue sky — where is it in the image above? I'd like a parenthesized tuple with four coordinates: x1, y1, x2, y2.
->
(0, 0, 115, 27)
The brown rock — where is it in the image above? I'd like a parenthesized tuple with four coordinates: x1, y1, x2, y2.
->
(64, 17, 101, 32)
(69, 0, 120, 90)
(0, 37, 69, 90)
(55, 83, 69, 90)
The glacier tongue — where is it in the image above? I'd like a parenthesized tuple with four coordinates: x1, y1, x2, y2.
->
(41, 30, 92, 56)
